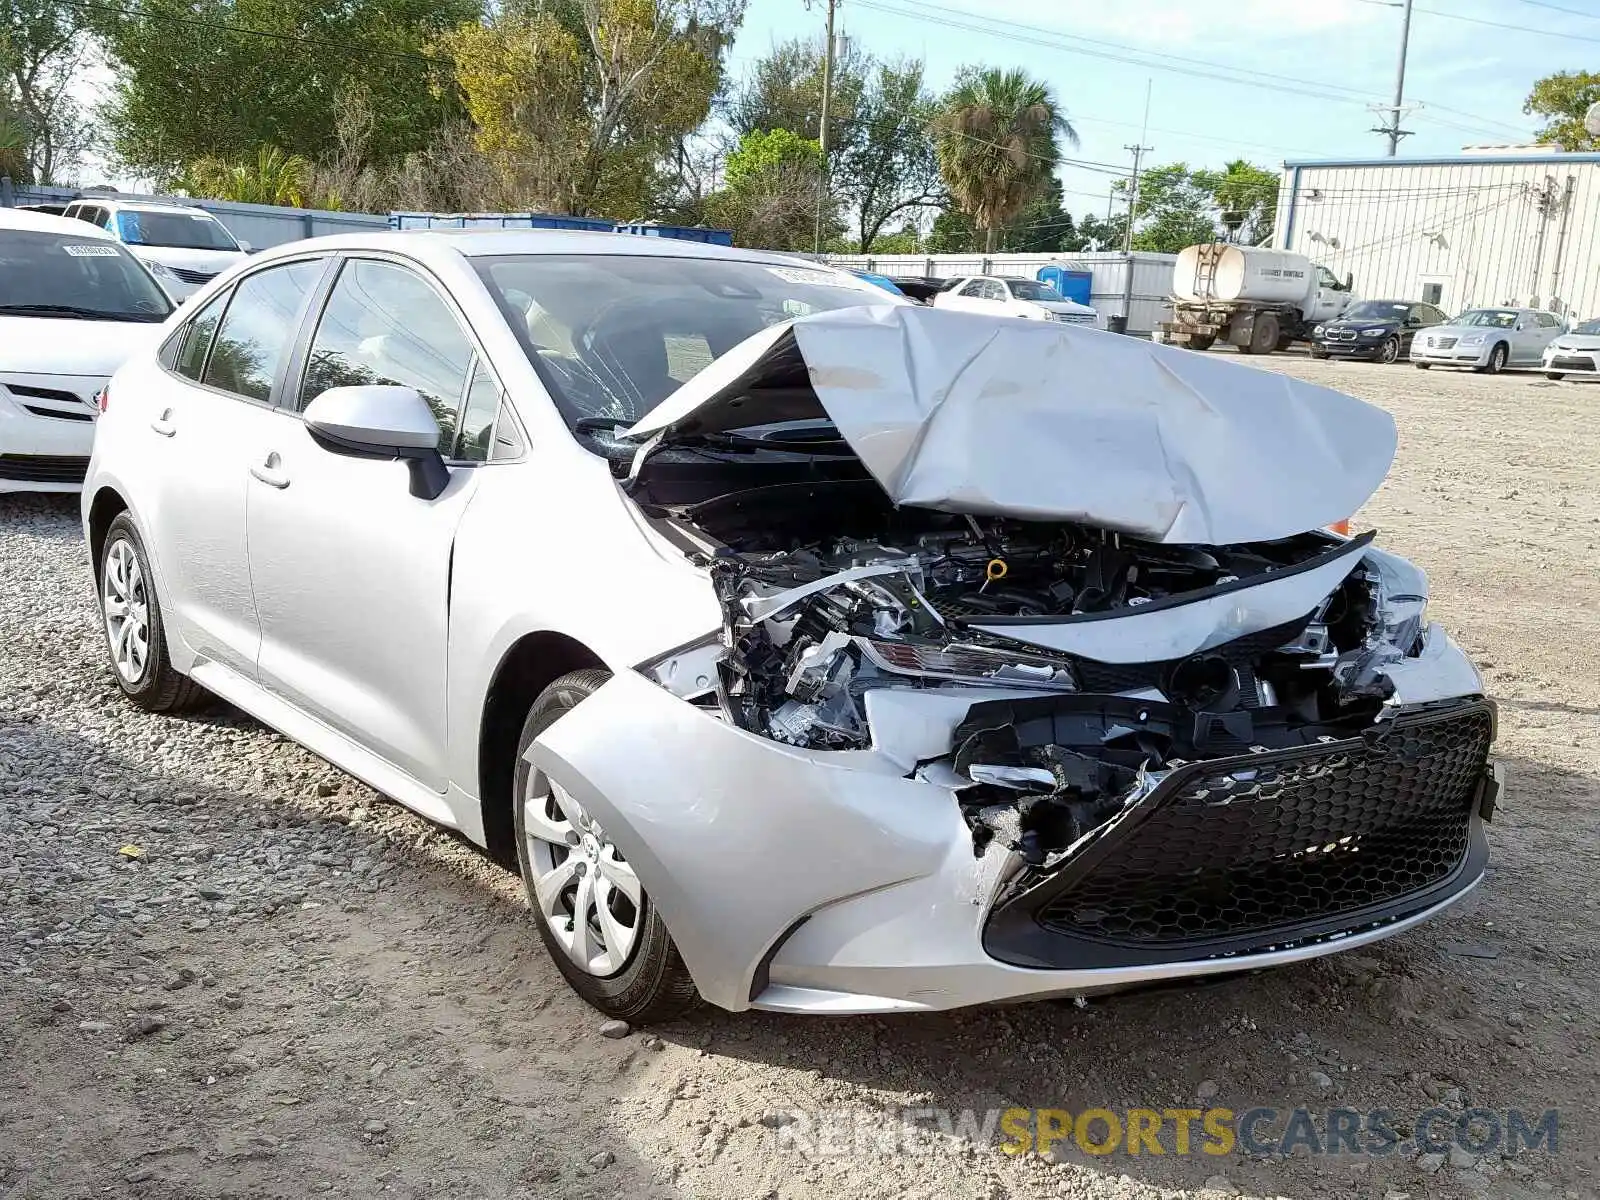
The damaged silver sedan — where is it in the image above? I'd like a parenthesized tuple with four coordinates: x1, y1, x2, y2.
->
(84, 233, 1500, 1022)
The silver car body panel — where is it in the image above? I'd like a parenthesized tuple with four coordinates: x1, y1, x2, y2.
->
(626, 305, 1398, 545)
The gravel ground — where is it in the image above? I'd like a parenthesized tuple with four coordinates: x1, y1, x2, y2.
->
(2, 356, 1598, 1200)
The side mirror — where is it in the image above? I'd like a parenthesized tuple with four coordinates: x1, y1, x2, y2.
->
(1405, 316, 1421, 327)
(237, 240, 254, 254)
(303, 385, 449, 500)
(1344, 272, 1354, 290)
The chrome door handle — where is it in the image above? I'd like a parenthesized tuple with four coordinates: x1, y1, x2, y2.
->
(150, 408, 176, 437)
(250, 452, 290, 490)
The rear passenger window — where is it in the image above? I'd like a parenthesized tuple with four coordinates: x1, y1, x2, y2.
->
(299, 259, 475, 453)
(201, 261, 322, 402)
(173, 290, 229, 381)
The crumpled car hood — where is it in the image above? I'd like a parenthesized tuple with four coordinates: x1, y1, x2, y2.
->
(625, 305, 1398, 545)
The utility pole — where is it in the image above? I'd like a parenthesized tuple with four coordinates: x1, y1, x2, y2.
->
(1117, 81, 1154, 334)
(1379, 0, 1414, 155)
(811, 0, 838, 255)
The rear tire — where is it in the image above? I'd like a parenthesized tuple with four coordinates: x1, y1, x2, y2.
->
(1414, 362, 1431, 369)
(513, 669, 700, 1023)
(1243, 312, 1281, 355)
(1310, 348, 1330, 360)
(1187, 333, 1216, 351)
(97, 514, 208, 713)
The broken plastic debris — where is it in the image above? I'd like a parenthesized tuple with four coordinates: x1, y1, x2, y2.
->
(117, 844, 144, 859)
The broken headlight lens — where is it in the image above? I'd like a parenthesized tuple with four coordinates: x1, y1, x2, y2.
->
(859, 639, 1078, 691)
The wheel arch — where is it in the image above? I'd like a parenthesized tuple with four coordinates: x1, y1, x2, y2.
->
(477, 629, 607, 867)
(86, 485, 130, 583)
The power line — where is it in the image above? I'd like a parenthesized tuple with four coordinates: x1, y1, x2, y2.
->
(863, 0, 1532, 143)
(1516, 0, 1600, 18)
(1352, 0, 1600, 43)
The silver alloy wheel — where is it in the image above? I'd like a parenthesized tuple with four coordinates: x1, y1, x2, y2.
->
(102, 537, 150, 684)
(1381, 337, 1400, 364)
(522, 775, 643, 976)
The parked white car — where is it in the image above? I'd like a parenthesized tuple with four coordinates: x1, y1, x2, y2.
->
(933, 275, 1099, 326)
(1, 207, 174, 493)
(61, 198, 249, 300)
(82, 231, 1498, 1022)
(1542, 318, 1600, 380)
(1409, 306, 1565, 373)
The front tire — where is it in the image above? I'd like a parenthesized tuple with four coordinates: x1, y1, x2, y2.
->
(1414, 362, 1431, 369)
(1379, 336, 1401, 364)
(1310, 347, 1330, 360)
(1477, 343, 1509, 374)
(1546, 371, 1565, 381)
(97, 514, 207, 712)
(513, 669, 700, 1023)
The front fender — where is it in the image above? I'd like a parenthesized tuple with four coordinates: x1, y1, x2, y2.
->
(526, 670, 960, 1011)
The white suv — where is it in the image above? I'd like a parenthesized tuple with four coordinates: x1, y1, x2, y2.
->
(61, 198, 249, 300)
(1, 207, 173, 493)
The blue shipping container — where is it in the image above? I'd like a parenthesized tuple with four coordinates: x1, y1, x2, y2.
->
(616, 222, 734, 246)
(1036, 266, 1094, 307)
(389, 211, 616, 233)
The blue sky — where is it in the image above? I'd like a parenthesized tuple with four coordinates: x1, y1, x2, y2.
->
(728, 0, 1589, 220)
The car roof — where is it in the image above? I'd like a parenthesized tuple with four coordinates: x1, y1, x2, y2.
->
(248, 227, 862, 271)
(88, 198, 224, 218)
(0, 206, 116, 238)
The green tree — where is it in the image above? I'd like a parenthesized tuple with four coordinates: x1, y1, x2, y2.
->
(1112, 162, 1218, 252)
(724, 35, 867, 151)
(0, 109, 26, 180)
(931, 67, 1076, 252)
(1523, 70, 1600, 150)
(441, 0, 744, 218)
(1201, 158, 1278, 245)
(926, 175, 1075, 253)
(1074, 210, 1127, 252)
(91, 0, 478, 184)
(709, 127, 837, 249)
(1, 0, 94, 183)
(841, 58, 943, 250)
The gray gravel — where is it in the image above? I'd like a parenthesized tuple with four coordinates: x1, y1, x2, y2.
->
(3, 357, 1599, 1199)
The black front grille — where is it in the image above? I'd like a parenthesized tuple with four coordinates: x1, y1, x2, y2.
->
(7, 383, 84, 405)
(0, 454, 90, 483)
(988, 702, 1495, 966)
(170, 266, 217, 285)
(1550, 356, 1596, 371)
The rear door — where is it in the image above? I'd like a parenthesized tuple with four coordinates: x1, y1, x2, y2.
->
(138, 258, 328, 677)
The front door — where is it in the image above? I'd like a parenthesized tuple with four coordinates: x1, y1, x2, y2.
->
(139, 260, 325, 677)
(247, 256, 493, 790)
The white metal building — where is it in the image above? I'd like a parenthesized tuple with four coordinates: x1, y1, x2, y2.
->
(824, 251, 1178, 335)
(1275, 149, 1600, 319)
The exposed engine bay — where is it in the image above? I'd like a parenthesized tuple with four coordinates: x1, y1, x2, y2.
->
(647, 478, 1452, 871)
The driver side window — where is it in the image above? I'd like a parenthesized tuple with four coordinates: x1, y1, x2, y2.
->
(959, 279, 987, 298)
(299, 258, 477, 456)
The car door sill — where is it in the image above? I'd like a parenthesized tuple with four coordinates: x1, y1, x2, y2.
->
(187, 658, 459, 831)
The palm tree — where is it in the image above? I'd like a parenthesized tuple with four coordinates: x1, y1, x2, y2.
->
(931, 68, 1076, 252)
(186, 145, 311, 207)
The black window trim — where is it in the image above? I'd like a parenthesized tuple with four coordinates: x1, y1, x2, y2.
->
(157, 252, 335, 410)
(283, 249, 525, 467)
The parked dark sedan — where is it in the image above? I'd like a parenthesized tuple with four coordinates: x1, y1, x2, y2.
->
(1311, 299, 1449, 364)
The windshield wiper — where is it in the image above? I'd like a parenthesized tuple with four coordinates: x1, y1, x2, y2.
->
(0, 303, 163, 322)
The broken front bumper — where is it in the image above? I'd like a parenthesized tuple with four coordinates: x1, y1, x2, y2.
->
(530, 672, 1498, 1015)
